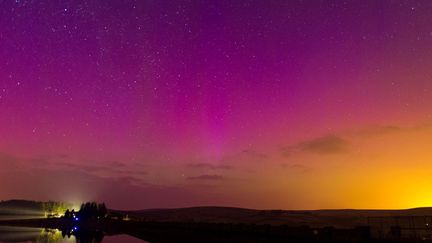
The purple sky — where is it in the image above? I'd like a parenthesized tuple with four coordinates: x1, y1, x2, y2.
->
(1, 0, 432, 209)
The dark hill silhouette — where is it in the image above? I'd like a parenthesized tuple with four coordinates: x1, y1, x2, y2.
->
(0, 200, 43, 210)
(110, 206, 432, 228)
(4, 199, 432, 228)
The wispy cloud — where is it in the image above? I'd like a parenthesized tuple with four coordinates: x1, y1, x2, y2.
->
(187, 163, 232, 170)
(352, 125, 402, 137)
(281, 163, 313, 173)
(282, 135, 350, 156)
(187, 174, 224, 180)
(220, 149, 268, 165)
(298, 135, 349, 154)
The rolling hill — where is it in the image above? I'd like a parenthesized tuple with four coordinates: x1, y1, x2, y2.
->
(111, 206, 432, 228)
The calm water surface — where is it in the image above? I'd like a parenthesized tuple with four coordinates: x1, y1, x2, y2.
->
(0, 226, 147, 242)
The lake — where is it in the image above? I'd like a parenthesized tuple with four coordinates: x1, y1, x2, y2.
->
(0, 226, 147, 242)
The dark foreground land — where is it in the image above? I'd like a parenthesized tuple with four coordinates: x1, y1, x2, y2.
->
(3, 201, 432, 242)
(0, 217, 429, 243)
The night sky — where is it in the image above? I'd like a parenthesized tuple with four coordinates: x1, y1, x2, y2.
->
(1, 0, 432, 210)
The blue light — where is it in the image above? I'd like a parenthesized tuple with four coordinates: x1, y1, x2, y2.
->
(75, 217, 79, 221)
(73, 227, 78, 230)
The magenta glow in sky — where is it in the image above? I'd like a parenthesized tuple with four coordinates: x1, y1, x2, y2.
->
(2, 0, 432, 210)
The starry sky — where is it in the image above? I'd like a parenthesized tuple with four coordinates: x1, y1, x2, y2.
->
(1, 0, 432, 210)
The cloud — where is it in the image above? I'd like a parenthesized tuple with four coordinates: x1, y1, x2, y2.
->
(57, 162, 109, 172)
(187, 163, 232, 170)
(282, 135, 349, 156)
(352, 125, 402, 137)
(281, 163, 313, 173)
(298, 135, 349, 154)
(281, 123, 432, 158)
(187, 174, 224, 180)
(278, 134, 351, 163)
(0, 167, 207, 210)
(352, 123, 432, 139)
(51, 161, 148, 186)
(240, 149, 267, 159)
(105, 160, 127, 168)
(54, 161, 144, 175)
(0, 153, 226, 209)
(220, 149, 268, 165)
(280, 147, 292, 157)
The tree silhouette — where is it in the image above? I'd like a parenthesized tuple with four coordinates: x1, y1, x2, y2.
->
(64, 209, 71, 218)
(77, 202, 107, 220)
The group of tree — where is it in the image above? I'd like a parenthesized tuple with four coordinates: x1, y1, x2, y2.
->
(63, 209, 77, 218)
(63, 202, 107, 220)
(42, 201, 71, 218)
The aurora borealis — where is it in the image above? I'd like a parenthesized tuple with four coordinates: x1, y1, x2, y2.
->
(1, 0, 432, 210)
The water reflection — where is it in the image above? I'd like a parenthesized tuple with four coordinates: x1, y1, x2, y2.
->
(0, 226, 42, 242)
(57, 228, 103, 243)
(0, 226, 145, 243)
(36, 228, 73, 242)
